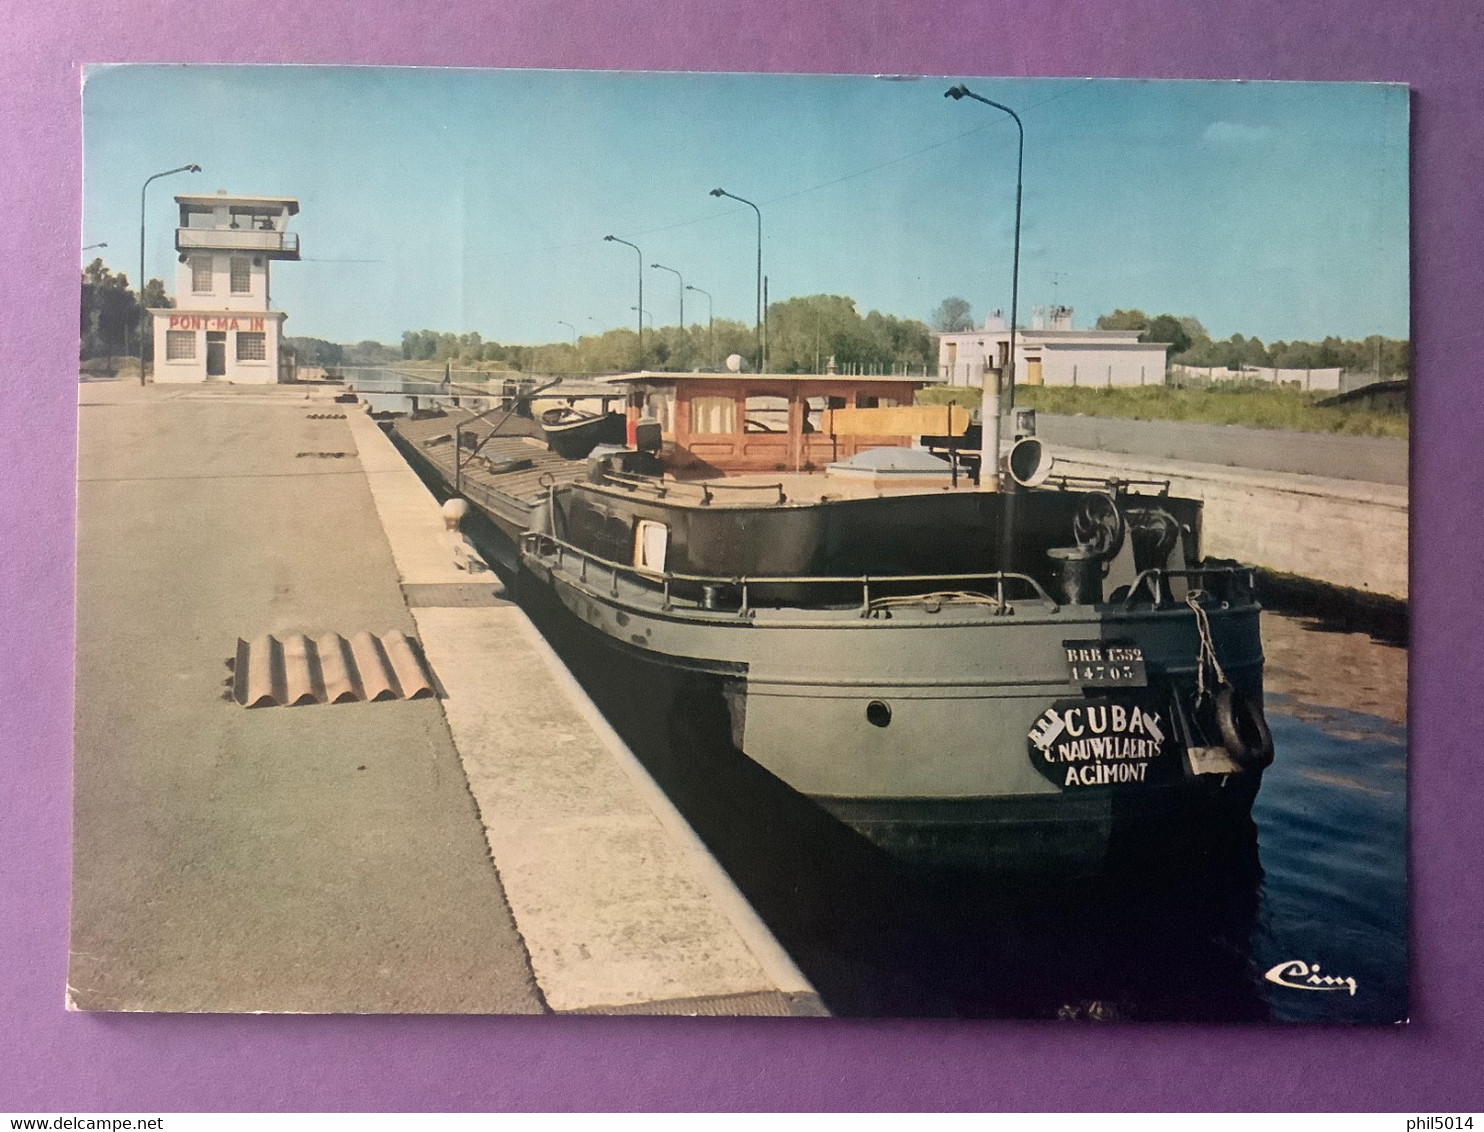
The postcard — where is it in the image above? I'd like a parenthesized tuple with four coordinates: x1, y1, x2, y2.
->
(73, 67, 1408, 1021)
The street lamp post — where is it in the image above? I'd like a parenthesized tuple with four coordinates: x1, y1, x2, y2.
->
(945, 85, 1022, 419)
(709, 188, 762, 372)
(82, 242, 108, 253)
(946, 83, 1023, 577)
(650, 262, 684, 333)
(139, 163, 202, 385)
(557, 319, 577, 345)
(604, 235, 644, 365)
(629, 306, 653, 328)
(686, 285, 714, 369)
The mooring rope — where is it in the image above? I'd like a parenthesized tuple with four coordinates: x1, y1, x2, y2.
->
(869, 590, 1001, 612)
(1186, 590, 1228, 699)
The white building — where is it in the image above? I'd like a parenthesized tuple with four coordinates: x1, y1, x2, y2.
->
(937, 306, 1171, 389)
(149, 191, 300, 384)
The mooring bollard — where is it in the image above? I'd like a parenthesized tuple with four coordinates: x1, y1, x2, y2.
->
(441, 497, 488, 573)
(441, 497, 470, 531)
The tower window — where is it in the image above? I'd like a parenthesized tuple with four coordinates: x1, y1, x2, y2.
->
(230, 257, 251, 293)
(191, 257, 213, 294)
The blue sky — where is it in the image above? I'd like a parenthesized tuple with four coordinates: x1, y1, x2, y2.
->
(81, 67, 1409, 346)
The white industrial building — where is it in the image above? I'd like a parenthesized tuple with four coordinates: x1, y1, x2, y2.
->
(148, 191, 300, 384)
(937, 306, 1171, 389)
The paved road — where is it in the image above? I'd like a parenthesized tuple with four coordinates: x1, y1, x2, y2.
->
(71, 381, 544, 1012)
(1034, 414, 1408, 486)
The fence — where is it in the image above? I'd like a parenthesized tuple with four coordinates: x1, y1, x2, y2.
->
(1168, 364, 1347, 392)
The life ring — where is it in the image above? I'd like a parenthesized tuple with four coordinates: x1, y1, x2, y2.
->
(1215, 685, 1275, 769)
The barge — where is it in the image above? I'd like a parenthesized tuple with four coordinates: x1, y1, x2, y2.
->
(387, 371, 1273, 870)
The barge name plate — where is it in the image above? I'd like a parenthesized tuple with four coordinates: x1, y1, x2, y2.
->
(1062, 639, 1147, 688)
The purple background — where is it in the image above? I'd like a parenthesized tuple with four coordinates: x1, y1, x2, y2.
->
(2, 0, 1478, 1112)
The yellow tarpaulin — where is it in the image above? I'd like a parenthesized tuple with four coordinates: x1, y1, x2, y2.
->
(823, 404, 970, 437)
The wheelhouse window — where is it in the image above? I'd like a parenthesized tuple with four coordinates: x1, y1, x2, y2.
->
(229, 257, 252, 294)
(165, 331, 196, 361)
(236, 332, 267, 361)
(190, 257, 213, 294)
(642, 388, 674, 435)
(689, 395, 736, 435)
(855, 395, 899, 409)
(805, 396, 829, 434)
(743, 394, 788, 433)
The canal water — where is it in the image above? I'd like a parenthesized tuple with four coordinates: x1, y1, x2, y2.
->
(516, 572, 1408, 1023)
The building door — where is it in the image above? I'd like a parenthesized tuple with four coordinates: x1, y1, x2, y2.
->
(1026, 357, 1043, 386)
(206, 332, 227, 377)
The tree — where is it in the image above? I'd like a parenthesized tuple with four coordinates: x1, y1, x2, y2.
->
(863, 309, 935, 372)
(1142, 314, 1191, 357)
(140, 277, 171, 311)
(80, 260, 140, 360)
(1177, 316, 1208, 341)
(401, 329, 432, 360)
(343, 340, 401, 365)
(767, 295, 862, 372)
(458, 331, 483, 361)
(930, 296, 975, 333)
(1096, 309, 1150, 331)
(285, 337, 345, 366)
(763, 295, 935, 374)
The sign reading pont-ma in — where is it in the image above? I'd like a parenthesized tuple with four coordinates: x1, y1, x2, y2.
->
(166, 314, 267, 333)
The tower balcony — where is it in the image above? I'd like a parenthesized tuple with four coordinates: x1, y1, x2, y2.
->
(176, 227, 301, 259)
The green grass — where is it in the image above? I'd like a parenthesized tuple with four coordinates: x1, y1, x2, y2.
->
(917, 380, 1407, 438)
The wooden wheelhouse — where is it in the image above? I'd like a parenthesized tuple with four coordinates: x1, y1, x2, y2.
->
(611, 372, 954, 479)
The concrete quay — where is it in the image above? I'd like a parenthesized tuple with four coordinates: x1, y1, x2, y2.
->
(1046, 445, 1408, 601)
(71, 380, 817, 1015)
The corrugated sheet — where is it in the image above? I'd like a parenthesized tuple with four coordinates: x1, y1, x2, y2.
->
(230, 631, 434, 707)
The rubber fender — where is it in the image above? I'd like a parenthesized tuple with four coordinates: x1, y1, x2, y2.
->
(1216, 685, 1275, 770)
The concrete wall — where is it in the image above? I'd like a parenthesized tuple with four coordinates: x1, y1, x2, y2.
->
(1048, 447, 1408, 600)
(1040, 345, 1168, 387)
(1170, 363, 1344, 391)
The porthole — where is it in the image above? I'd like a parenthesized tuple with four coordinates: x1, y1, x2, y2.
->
(866, 700, 892, 728)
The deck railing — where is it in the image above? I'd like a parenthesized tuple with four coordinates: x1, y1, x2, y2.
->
(597, 471, 788, 506)
(520, 531, 1057, 617)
